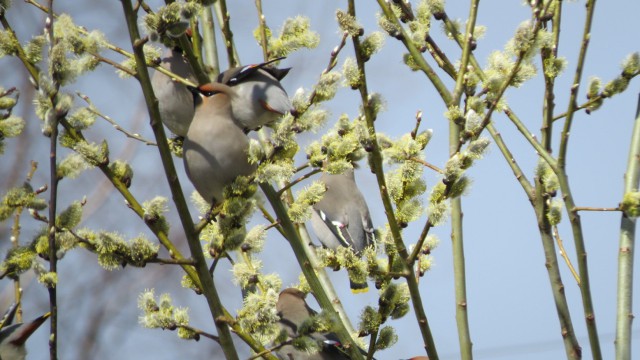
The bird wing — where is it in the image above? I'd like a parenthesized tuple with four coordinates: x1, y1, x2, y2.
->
(314, 208, 354, 249)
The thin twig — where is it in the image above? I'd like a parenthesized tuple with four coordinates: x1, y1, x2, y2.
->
(573, 206, 620, 212)
(177, 324, 220, 343)
(76, 92, 157, 146)
(212, 0, 237, 67)
(552, 95, 608, 121)
(255, 0, 269, 61)
(466, 20, 544, 147)
(356, 2, 438, 358)
(294, 32, 349, 118)
(0, 11, 40, 83)
(408, 157, 443, 174)
(276, 168, 322, 196)
(424, 35, 457, 79)
(447, 2, 479, 358)
(555, 2, 602, 356)
(410, 110, 422, 139)
(45, 1, 60, 357)
(147, 258, 197, 265)
(553, 226, 581, 285)
(199, 7, 219, 80)
(10, 162, 39, 323)
(246, 341, 290, 360)
(257, 203, 285, 238)
(88, 51, 137, 77)
(25, 0, 199, 87)
(433, 7, 582, 357)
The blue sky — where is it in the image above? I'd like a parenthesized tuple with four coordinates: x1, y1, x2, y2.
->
(1, 1, 639, 359)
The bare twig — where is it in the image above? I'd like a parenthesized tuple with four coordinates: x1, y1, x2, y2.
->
(573, 206, 620, 212)
(178, 324, 220, 343)
(45, 1, 60, 357)
(76, 92, 157, 146)
(408, 157, 443, 174)
(276, 168, 322, 196)
(148, 258, 197, 266)
(255, 0, 269, 61)
(553, 226, 581, 285)
(294, 32, 349, 118)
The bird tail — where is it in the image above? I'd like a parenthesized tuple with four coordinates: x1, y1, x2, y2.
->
(350, 279, 369, 294)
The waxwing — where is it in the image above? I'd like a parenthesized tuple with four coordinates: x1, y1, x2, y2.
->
(310, 168, 375, 293)
(275, 288, 351, 360)
(183, 83, 257, 205)
(216, 58, 293, 132)
(0, 312, 50, 360)
(151, 47, 197, 137)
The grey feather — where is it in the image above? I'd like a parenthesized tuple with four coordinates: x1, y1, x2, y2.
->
(183, 83, 257, 204)
(151, 48, 197, 137)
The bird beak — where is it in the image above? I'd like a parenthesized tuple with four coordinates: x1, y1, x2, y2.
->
(9, 312, 50, 346)
(0, 303, 19, 330)
(186, 85, 199, 94)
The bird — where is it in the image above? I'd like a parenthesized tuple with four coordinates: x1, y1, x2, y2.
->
(0, 312, 50, 360)
(400, 357, 429, 360)
(151, 46, 197, 137)
(183, 82, 257, 205)
(310, 168, 375, 293)
(275, 288, 351, 360)
(216, 58, 293, 132)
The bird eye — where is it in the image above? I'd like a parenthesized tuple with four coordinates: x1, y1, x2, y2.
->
(201, 90, 219, 97)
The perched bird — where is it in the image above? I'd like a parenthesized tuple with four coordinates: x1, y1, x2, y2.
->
(310, 168, 375, 293)
(183, 82, 257, 205)
(216, 58, 293, 132)
(275, 288, 350, 360)
(151, 47, 197, 137)
(0, 312, 50, 360)
(400, 357, 429, 360)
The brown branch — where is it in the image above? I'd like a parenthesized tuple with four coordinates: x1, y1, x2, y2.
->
(276, 168, 322, 196)
(409, 157, 443, 174)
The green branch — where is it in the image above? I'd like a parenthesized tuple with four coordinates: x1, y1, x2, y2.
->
(430, 7, 586, 358)
(255, 0, 269, 61)
(45, 2, 60, 356)
(212, 0, 238, 67)
(260, 184, 363, 360)
(353, 2, 438, 358)
(119, 1, 239, 358)
(615, 94, 640, 360)
(200, 7, 220, 79)
(534, 177, 582, 359)
(0, 12, 40, 84)
(447, 1, 479, 358)
(375, 0, 452, 105)
(557, 0, 596, 168)
(554, 1, 602, 356)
